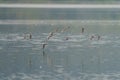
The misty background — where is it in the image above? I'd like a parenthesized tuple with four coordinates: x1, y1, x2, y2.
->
(0, 8, 120, 20)
(0, 0, 120, 20)
(0, 0, 120, 4)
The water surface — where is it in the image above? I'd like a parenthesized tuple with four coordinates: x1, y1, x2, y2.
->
(0, 20, 120, 80)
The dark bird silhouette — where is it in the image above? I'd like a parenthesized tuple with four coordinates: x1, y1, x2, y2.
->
(90, 35, 95, 40)
(82, 27, 84, 33)
(98, 35, 101, 40)
(24, 33, 32, 39)
(65, 37, 69, 40)
(29, 33, 32, 39)
(42, 43, 47, 50)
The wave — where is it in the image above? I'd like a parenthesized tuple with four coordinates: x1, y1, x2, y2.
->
(2, 72, 120, 80)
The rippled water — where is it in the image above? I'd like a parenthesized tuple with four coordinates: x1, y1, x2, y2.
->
(0, 20, 120, 80)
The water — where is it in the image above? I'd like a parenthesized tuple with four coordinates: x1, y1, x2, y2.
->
(0, 20, 120, 80)
(1, 8, 120, 20)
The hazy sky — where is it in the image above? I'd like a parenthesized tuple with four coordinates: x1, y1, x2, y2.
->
(0, 0, 120, 4)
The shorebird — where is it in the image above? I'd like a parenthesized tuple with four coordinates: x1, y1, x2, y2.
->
(47, 32, 54, 40)
(65, 37, 69, 40)
(24, 33, 32, 39)
(42, 43, 47, 50)
(97, 35, 101, 40)
(90, 35, 95, 40)
(54, 27, 59, 33)
(82, 27, 84, 33)
(90, 34, 101, 40)
(47, 28, 59, 40)
(61, 26, 70, 33)
(29, 33, 32, 39)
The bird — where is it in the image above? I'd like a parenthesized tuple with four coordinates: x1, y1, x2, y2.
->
(47, 28, 59, 40)
(61, 26, 70, 33)
(47, 32, 54, 40)
(65, 37, 70, 40)
(82, 27, 84, 34)
(24, 33, 32, 39)
(90, 35, 95, 40)
(42, 43, 47, 50)
(29, 33, 32, 39)
(97, 35, 101, 40)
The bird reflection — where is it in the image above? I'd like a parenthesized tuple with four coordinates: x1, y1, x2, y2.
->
(28, 55, 32, 71)
(42, 50, 45, 56)
(42, 51, 53, 67)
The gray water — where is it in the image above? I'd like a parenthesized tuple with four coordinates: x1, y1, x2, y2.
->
(1, 8, 120, 20)
(0, 20, 120, 80)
